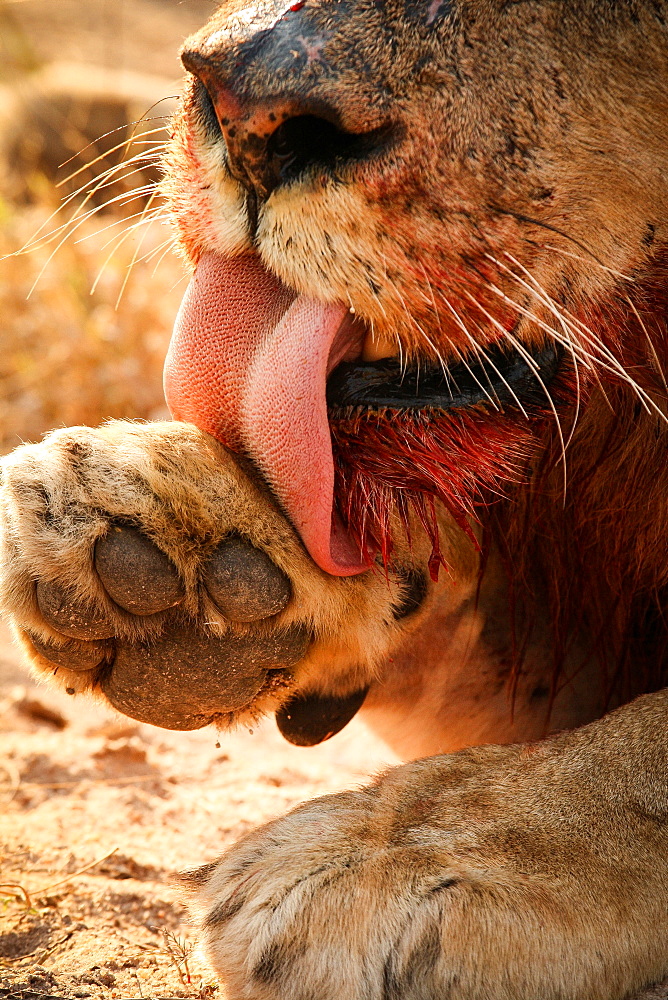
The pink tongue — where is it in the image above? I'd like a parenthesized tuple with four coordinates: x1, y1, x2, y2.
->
(164, 252, 368, 576)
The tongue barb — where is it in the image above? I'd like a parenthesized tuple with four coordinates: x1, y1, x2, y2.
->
(164, 252, 368, 576)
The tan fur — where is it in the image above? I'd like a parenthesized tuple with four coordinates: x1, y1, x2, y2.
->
(2, 0, 668, 996)
(0, 421, 435, 707)
(184, 693, 668, 1000)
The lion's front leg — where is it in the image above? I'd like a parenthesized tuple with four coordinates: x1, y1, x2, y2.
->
(184, 690, 668, 1000)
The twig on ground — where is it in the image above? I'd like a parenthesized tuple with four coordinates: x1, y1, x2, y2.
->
(0, 846, 119, 908)
(0, 882, 32, 907)
(37, 845, 119, 895)
(133, 969, 145, 998)
(14, 774, 162, 790)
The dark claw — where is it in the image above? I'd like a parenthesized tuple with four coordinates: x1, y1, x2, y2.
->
(102, 624, 310, 730)
(26, 631, 110, 671)
(94, 526, 184, 616)
(203, 537, 291, 622)
(36, 580, 115, 640)
(276, 687, 369, 746)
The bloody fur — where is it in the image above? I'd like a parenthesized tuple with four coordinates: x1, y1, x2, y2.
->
(331, 269, 668, 707)
(330, 354, 578, 576)
(330, 404, 539, 578)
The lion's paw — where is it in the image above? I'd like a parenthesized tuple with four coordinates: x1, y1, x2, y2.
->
(0, 420, 421, 732)
(183, 734, 668, 1000)
(31, 525, 305, 729)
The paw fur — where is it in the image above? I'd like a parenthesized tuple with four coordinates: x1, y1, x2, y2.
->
(0, 420, 422, 731)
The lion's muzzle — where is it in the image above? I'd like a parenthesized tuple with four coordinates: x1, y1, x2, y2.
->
(180, 0, 396, 203)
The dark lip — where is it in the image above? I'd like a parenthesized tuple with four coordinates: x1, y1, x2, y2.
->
(326, 340, 562, 414)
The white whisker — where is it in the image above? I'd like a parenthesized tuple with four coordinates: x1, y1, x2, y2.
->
(542, 243, 635, 283)
(57, 127, 169, 189)
(150, 239, 179, 278)
(56, 110, 174, 174)
(115, 187, 164, 307)
(438, 295, 504, 412)
(503, 251, 666, 421)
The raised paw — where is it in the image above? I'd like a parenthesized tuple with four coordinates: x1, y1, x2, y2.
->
(0, 420, 423, 733)
(26, 524, 308, 729)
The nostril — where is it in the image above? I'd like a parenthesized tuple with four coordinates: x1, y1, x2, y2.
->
(183, 48, 396, 197)
(195, 81, 223, 142)
(266, 114, 392, 186)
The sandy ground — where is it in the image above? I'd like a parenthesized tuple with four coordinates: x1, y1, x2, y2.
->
(0, 618, 397, 997)
(3, 644, 668, 1000)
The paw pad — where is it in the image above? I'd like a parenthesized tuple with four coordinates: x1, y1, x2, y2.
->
(94, 525, 184, 615)
(203, 537, 291, 622)
(27, 631, 109, 671)
(29, 526, 308, 730)
(36, 580, 115, 640)
(276, 687, 368, 746)
(102, 624, 310, 730)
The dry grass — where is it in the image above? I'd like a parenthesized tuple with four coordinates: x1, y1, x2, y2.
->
(0, 182, 187, 454)
(0, 0, 195, 455)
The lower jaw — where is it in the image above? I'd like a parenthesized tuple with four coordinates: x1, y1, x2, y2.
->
(325, 339, 570, 574)
(329, 408, 537, 578)
(325, 340, 567, 573)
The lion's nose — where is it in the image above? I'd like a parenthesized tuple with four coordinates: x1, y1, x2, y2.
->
(181, 41, 393, 200)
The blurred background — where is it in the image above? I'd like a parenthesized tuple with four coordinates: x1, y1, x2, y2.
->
(0, 0, 213, 453)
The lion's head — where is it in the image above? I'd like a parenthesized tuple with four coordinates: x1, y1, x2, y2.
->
(162, 0, 668, 699)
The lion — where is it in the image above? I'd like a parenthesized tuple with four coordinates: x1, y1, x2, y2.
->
(1, 0, 668, 996)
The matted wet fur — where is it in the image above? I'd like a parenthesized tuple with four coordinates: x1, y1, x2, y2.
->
(2, 0, 668, 997)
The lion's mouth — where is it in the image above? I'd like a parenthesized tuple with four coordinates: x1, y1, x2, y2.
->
(326, 342, 561, 415)
(164, 251, 562, 578)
